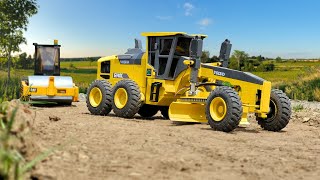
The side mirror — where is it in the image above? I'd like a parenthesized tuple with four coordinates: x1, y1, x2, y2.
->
(189, 38, 203, 58)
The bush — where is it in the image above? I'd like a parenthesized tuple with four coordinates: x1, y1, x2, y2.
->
(69, 63, 77, 69)
(276, 77, 320, 101)
(256, 63, 275, 72)
(0, 77, 21, 103)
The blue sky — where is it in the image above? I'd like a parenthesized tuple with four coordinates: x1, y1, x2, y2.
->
(21, 0, 320, 58)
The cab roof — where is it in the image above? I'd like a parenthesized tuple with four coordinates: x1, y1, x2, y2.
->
(141, 32, 207, 39)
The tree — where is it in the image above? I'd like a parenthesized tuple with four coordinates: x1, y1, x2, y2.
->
(228, 55, 238, 70)
(0, 0, 38, 79)
(27, 54, 33, 69)
(275, 56, 282, 62)
(201, 50, 210, 63)
(233, 50, 248, 70)
(256, 55, 265, 62)
(209, 55, 219, 62)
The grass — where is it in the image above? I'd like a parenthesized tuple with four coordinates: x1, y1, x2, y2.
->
(60, 61, 97, 69)
(292, 104, 304, 112)
(254, 60, 320, 84)
(0, 77, 21, 103)
(253, 70, 305, 85)
(255, 61, 320, 101)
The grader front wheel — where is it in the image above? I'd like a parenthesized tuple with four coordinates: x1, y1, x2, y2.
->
(206, 86, 243, 132)
(111, 80, 142, 118)
(256, 89, 291, 131)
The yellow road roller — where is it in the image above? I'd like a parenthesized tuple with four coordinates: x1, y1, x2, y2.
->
(21, 40, 79, 105)
(86, 32, 291, 132)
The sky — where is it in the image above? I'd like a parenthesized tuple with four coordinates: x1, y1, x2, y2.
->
(20, 0, 320, 59)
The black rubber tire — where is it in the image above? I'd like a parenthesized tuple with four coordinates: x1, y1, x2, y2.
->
(112, 79, 141, 118)
(86, 80, 112, 115)
(58, 101, 72, 106)
(138, 104, 159, 118)
(256, 89, 291, 131)
(206, 86, 243, 132)
(159, 106, 169, 119)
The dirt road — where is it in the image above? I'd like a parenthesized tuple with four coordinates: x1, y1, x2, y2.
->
(30, 101, 319, 180)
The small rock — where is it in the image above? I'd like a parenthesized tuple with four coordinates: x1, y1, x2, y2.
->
(303, 117, 310, 123)
(180, 167, 188, 171)
(129, 172, 141, 176)
(49, 115, 61, 121)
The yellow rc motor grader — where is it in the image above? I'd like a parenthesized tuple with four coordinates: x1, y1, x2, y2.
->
(86, 32, 291, 132)
(21, 40, 79, 105)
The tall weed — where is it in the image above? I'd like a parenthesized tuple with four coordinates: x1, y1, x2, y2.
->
(0, 77, 21, 103)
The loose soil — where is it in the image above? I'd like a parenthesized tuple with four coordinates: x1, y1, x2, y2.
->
(28, 100, 319, 180)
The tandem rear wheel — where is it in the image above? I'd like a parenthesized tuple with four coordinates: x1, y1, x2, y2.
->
(111, 79, 142, 118)
(86, 80, 112, 115)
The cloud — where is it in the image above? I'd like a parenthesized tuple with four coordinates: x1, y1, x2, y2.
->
(198, 18, 212, 26)
(183, 2, 194, 16)
(155, 16, 172, 20)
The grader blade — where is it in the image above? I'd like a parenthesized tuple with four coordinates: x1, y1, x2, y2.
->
(168, 102, 207, 123)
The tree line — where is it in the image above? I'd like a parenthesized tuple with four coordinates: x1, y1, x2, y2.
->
(0, 54, 101, 70)
(201, 50, 277, 72)
(0, 53, 33, 70)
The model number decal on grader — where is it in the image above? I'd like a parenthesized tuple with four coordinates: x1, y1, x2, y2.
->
(113, 73, 129, 78)
(214, 71, 226, 77)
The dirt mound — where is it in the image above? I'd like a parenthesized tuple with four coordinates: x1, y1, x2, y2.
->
(291, 100, 320, 111)
(0, 100, 38, 161)
(291, 100, 320, 127)
(292, 111, 320, 127)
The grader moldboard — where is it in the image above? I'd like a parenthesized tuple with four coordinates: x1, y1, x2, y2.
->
(21, 40, 79, 105)
(86, 32, 291, 132)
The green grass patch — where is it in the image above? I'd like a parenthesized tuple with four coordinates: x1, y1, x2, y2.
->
(0, 77, 21, 103)
(253, 70, 305, 84)
(292, 104, 304, 112)
(60, 61, 97, 68)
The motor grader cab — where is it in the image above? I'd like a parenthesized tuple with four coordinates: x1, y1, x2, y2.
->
(86, 32, 291, 132)
(21, 40, 79, 105)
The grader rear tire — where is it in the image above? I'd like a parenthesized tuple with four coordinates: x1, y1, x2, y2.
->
(206, 86, 242, 132)
(256, 89, 291, 131)
(138, 104, 159, 118)
(86, 80, 112, 115)
(112, 80, 141, 118)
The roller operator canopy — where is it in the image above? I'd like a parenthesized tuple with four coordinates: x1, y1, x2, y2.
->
(141, 32, 207, 39)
